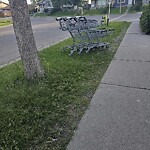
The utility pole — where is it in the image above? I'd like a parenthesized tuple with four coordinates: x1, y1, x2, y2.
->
(88, 0, 91, 9)
(88, 0, 91, 4)
(108, 0, 111, 14)
(119, 0, 122, 13)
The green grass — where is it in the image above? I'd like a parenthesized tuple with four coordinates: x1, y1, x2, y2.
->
(0, 21, 130, 149)
(84, 7, 128, 15)
(110, 6, 127, 14)
(50, 7, 128, 17)
(34, 10, 79, 17)
(0, 19, 12, 27)
(51, 10, 78, 17)
(33, 12, 50, 17)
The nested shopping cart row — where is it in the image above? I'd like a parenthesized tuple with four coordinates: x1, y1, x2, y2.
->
(56, 16, 114, 55)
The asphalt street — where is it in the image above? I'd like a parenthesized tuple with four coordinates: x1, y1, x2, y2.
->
(0, 13, 141, 67)
(0, 17, 70, 67)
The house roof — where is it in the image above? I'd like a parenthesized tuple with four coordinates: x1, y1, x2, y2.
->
(3, 5, 10, 9)
(0, 1, 9, 6)
(0, 1, 10, 10)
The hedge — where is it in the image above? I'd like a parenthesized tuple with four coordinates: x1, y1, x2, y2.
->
(140, 4, 150, 34)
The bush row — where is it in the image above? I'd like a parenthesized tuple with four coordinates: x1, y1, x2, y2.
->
(140, 3, 150, 34)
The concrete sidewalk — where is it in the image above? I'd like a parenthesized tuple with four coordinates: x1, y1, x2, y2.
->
(67, 20, 150, 150)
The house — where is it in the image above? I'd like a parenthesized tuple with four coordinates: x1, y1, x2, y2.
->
(35, 0, 53, 13)
(111, 0, 129, 7)
(0, 1, 11, 17)
(96, 0, 107, 7)
(94, 0, 129, 8)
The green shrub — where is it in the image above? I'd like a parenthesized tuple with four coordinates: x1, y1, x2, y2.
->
(129, 4, 142, 12)
(129, 0, 142, 13)
(99, 6, 109, 14)
(140, 4, 150, 34)
(50, 8, 61, 15)
(134, 3, 142, 11)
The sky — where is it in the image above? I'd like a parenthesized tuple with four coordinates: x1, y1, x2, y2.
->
(2, 0, 31, 4)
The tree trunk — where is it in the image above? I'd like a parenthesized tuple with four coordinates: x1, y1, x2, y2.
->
(8, 0, 45, 79)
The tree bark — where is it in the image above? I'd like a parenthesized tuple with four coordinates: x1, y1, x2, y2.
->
(8, 0, 45, 79)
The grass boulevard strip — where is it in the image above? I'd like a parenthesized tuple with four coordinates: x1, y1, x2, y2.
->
(0, 21, 130, 149)
(0, 19, 12, 27)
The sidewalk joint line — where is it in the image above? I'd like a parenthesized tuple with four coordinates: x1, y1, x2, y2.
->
(101, 82, 150, 91)
(113, 58, 150, 63)
(128, 33, 139, 34)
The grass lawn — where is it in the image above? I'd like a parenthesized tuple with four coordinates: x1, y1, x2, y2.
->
(34, 10, 78, 17)
(0, 19, 12, 27)
(110, 6, 128, 14)
(35, 7, 128, 17)
(84, 7, 127, 15)
(0, 21, 130, 149)
(50, 10, 78, 17)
